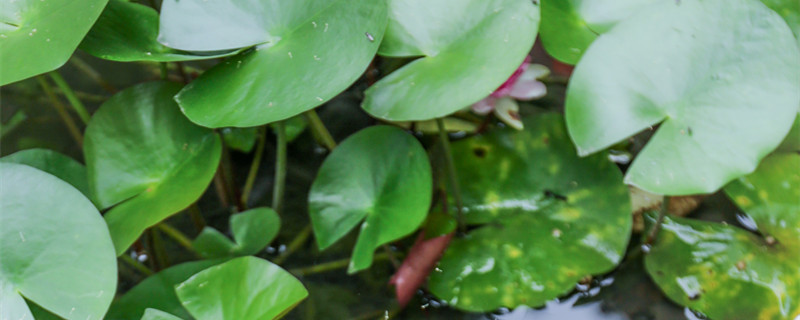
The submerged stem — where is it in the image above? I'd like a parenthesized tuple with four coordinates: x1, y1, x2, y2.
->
(273, 225, 312, 265)
(645, 196, 670, 245)
(159, 62, 168, 80)
(272, 121, 288, 213)
(36, 76, 83, 147)
(436, 118, 465, 233)
(48, 72, 91, 124)
(187, 203, 206, 232)
(241, 127, 268, 208)
(304, 109, 337, 150)
(70, 56, 117, 93)
(156, 223, 198, 256)
(119, 254, 154, 276)
(289, 251, 393, 276)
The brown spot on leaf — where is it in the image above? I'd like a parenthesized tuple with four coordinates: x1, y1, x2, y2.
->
(473, 147, 487, 158)
(736, 260, 747, 271)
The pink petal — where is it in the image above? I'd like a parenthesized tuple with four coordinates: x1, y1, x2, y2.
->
(493, 97, 524, 130)
(509, 79, 546, 101)
(389, 231, 454, 307)
(490, 56, 532, 98)
(471, 96, 497, 115)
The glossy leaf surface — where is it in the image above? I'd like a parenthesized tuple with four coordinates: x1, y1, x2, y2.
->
(362, 0, 539, 121)
(193, 207, 280, 258)
(0, 0, 107, 85)
(428, 113, 631, 311)
(309, 126, 432, 273)
(106, 260, 223, 320)
(175, 257, 308, 320)
(80, 0, 236, 62)
(84, 81, 222, 254)
(539, 0, 658, 64)
(565, 0, 800, 195)
(0, 148, 94, 205)
(163, 0, 388, 127)
(645, 153, 800, 319)
(0, 163, 116, 320)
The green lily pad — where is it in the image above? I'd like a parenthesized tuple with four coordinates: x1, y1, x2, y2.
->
(309, 126, 432, 273)
(193, 207, 281, 259)
(80, 0, 237, 62)
(160, 0, 387, 128)
(428, 113, 631, 312)
(539, 0, 659, 64)
(761, 0, 800, 44)
(175, 256, 308, 320)
(141, 309, 182, 320)
(644, 153, 800, 319)
(565, 0, 800, 195)
(361, 0, 539, 121)
(0, 163, 117, 320)
(106, 260, 224, 320)
(84, 81, 222, 254)
(778, 113, 800, 152)
(220, 127, 259, 153)
(0, 148, 94, 205)
(0, 0, 107, 85)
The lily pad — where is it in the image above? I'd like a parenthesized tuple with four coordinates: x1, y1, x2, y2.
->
(141, 309, 182, 320)
(160, 0, 388, 127)
(84, 81, 222, 254)
(0, 0, 107, 85)
(175, 256, 308, 320)
(0, 148, 93, 204)
(193, 207, 281, 259)
(0, 163, 117, 320)
(308, 126, 432, 273)
(644, 153, 800, 319)
(565, 0, 800, 195)
(361, 0, 539, 121)
(761, 0, 800, 44)
(428, 113, 631, 312)
(539, 0, 659, 64)
(80, 0, 237, 62)
(106, 260, 224, 320)
(220, 127, 259, 153)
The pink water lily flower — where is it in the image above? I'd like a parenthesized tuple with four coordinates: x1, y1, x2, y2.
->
(471, 56, 549, 130)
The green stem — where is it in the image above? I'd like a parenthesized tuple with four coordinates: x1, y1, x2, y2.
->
(273, 225, 312, 265)
(149, 228, 169, 270)
(645, 196, 670, 245)
(70, 55, 117, 93)
(272, 121, 288, 213)
(156, 223, 197, 255)
(382, 244, 400, 269)
(159, 62, 168, 80)
(36, 76, 83, 147)
(48, 72, 91, 124)
(289, 252, 393, 276)
(304, 110, 337, 150)
(436, 118, 465, 233)
(119, 254, 154, 276)
(241, 127, 267, 208)
(187, 203, 206, 232)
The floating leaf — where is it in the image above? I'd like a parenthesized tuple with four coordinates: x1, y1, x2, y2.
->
(361, 0, 539, 121)
(84, 81, 222, 254)
(761, 0, 800, 44)
(175, 256, 308, 320)
(220, 127, 258, 153)
(0, 163, 116, 320)
(106, 260, 224, 320)
(539, 0, 659, 64)
(309, 126, 432, 273)
(428, 113, 631, 311)
(565, 0, 800, 195)
(160, 0, 388, 127)
(141, 309, 182, 320)
(645, 153, 799, 319)
(0, 0, 107, 85)
(193, 207, 280, 259)
(0, 148, 95, 205)
(80, 0, 236, 62)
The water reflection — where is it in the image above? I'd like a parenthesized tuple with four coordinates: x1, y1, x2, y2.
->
(487, 295, 627, 320)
